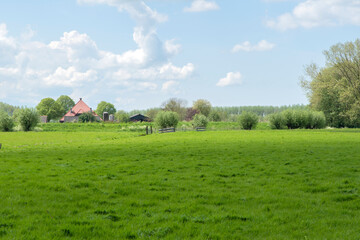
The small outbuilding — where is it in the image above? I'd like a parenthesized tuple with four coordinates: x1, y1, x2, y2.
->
(129, 114, 151, 122)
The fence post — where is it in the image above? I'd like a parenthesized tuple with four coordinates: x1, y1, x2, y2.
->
(150, 126, 153, 134)
(146, 126, 149, 135)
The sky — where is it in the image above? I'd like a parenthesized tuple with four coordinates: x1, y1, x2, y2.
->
(0, 0, 360, 111)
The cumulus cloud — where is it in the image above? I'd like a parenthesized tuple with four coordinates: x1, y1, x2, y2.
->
(232, 40, 275, 52)
(217, 72, 242, 87)
(0, 1, 194, 104)
(162, 80, 180, 93)
(266, 0, 360, 31)
(184, 0, 219, 12)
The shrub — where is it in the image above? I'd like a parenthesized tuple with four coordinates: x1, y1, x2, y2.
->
(282, 110, 296, 129)
(209, 111, 221, 122)
(155, 111, 179, 129)
(115, 111, 130, 123)
(268, 112, 285, 129)
(18, 108, 39, 131)
(0, 111, 15, 132)
(311, 111, 326, 129)
(293, 110, 308, 129)
(192, 114, 209, 128)
(238, 111, 259, 130)
(79, 112, 96, 123)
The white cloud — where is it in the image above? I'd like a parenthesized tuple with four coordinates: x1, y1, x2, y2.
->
(44, 67, 98, 87)
(184, 0, 219, 12)
(267, 0, 360, 31)
(217, 72, 242, 87)
(232, 40, 275, 52)
(0, 0, 195, 104)
(162, 80, 180, 93)
(164, 39, 181, 56)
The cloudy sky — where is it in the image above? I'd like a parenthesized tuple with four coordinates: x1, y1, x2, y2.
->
(0, 0, 359, 110)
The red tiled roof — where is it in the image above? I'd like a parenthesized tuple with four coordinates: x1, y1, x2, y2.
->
(60, 98, 100, 122)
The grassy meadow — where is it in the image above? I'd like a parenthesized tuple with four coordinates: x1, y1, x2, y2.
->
(0, 129, 359, 239)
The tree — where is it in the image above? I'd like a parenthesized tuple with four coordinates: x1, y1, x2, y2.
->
(192, 114, 209, 128)
(79, 112, 96, 123)
(238, 111, 258, 130)
(115, 110, 130, 123)
(161, 98, 187, 120)
(208, 110, 221, 122)
(96, 101, 116, 117)
(56, 95, 75, 115)
(301, 39, 360, 127)
(146, 108, 160, 121)
(193, 99, 212, 117)
(18, 108, 39, 131)
(0, 111, 14, 132)
(36, 98, 63, 122)
(155, 111, 179, 128)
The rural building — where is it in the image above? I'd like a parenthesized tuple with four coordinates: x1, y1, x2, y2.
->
(129, 114, 151, 122)
(59, 98, 101, 123)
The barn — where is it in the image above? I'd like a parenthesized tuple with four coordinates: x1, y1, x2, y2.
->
(129, 114, 151, 122)
(59, 98, 101, 123)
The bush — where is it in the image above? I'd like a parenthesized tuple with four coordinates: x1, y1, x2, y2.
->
(208, 111, 221, 122)
(155, 111, 179, 129)
(280, 110, 326, 129)
(79, 112, 96, 123)
(311, 111, 326, 129)
(238, 111, 259, 130)
(192, 114, 209, 128)
(268, 112, 285, 129)
(282, 110, 296, 129)
(0, 111, 15, 132)
(18, 108, 39, 131)
(115, 111, 130, 123)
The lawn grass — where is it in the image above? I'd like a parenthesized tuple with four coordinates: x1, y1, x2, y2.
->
(0, 130, 359, 239)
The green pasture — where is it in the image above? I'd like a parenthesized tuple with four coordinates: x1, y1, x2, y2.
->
(0, 130, 359, 239)
(38, 122, 270, 132)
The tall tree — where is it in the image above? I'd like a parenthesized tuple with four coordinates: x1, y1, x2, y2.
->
(161, 98, 187, 120)
(96, 101, 116, 117)
(301, 39, 360, 127)
(193, 99, 212, 117)
(36, 98, 63, 122)
(56, 95, 75, 115)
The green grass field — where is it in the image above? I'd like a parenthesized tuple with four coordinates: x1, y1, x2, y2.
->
(0, 130, 359, 239)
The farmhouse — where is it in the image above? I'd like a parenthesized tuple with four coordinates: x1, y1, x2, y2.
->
(130, 114, 151, 122)
(59, 98, 101, 123)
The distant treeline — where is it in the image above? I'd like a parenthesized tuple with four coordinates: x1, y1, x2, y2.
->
(212, 105, 308, 117)
(0, 102, 19, 116)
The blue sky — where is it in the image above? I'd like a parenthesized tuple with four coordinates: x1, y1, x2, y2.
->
(0, 0, 359, 110)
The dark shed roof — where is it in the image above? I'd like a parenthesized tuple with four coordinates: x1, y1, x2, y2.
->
(129, 114, 151, 122)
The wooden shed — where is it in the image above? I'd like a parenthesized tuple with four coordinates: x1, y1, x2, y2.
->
(129, 114, 151, 122)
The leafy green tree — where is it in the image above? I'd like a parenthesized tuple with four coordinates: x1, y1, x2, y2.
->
(56, 95, 75, 115)
(96, 101, 116, 117)
(301, 39, 360, 127)
(79, 112, 96, 123)
(155, 111, 179, 128)
(193, 99, 212, 117)
(268, 112, 285, 129)
(209, 110, 221, 122)
(18, 108, 39, 131)
(115, 110, 130, 123)
(0, 111, 14, 132)
(146, 108, 160, 121)
(161, 98, 187, 120)
(238, 111, 258, 130)
(192, 114, 209, 128)
(36, 98, 63, 121)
